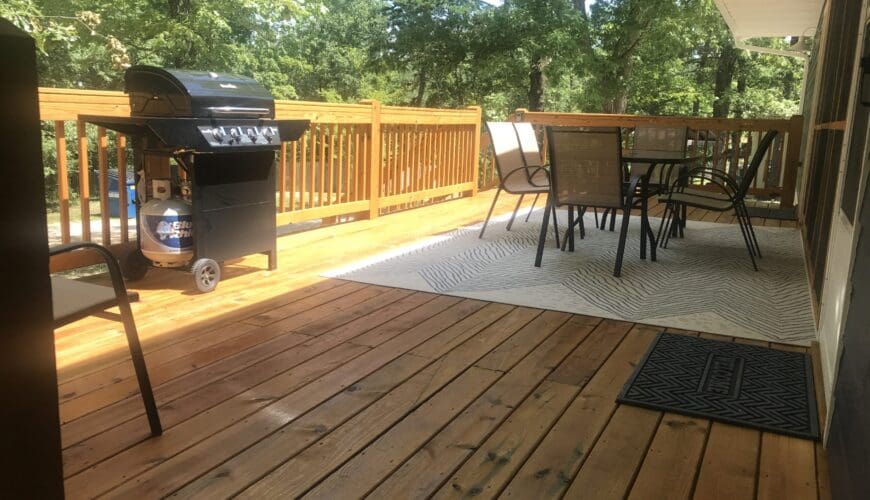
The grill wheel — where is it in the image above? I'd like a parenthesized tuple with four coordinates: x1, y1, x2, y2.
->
(191, 258, 221, 293)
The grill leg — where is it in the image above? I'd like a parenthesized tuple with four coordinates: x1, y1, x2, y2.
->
(268, 246, 277, 270)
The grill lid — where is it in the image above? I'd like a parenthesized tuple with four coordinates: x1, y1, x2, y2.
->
(125, 66, 275, 119)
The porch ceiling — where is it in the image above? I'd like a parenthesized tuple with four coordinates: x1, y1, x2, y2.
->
(713, 0, 823, 39)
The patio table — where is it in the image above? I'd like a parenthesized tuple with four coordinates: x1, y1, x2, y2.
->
(623, 149, 703, 243)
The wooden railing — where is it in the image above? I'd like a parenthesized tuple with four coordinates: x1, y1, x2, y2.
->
(479, 109, 804, 209)
(39, 88, 481, 268)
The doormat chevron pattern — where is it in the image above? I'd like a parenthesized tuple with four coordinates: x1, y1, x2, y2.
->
(618, 333, 819, 440)
(326, 210, 816, 345)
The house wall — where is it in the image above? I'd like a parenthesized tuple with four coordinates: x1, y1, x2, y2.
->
(812, 0, 870, 429)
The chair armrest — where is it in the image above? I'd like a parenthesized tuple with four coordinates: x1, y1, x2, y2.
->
(49, 242, 132, 308)
(501, 166, 550, 188)
(673, 166, 739, 197)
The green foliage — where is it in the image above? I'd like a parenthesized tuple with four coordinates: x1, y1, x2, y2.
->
(5, 0, 803, 117)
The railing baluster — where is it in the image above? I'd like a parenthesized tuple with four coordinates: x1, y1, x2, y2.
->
(97, 126, 110, 245)
(278, 142, 287, 213)
(76, 120, 91, 242)
(328, 123, 336, 206)
(353, 126, 361, 202)
(290, 140, 298, 212)
(117, 134, 128, 243)
(55, 121, 71, 244)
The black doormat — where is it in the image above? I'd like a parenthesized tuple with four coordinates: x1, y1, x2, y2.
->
(617, 333, 819, 440)
(745, 206, 796, 220)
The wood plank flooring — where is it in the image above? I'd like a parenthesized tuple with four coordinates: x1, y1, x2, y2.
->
(54, 190, 822, 498)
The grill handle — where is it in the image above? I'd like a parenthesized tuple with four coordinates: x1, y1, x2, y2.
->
(205, 106, 272, 117)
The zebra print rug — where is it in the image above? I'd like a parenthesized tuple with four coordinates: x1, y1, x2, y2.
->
(326, 210, 816, 345)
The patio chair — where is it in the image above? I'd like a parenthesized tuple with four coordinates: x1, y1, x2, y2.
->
(480, 122, 560, 246)
(51, 242, 162, 436)
(658, 129, 778, 271)
(515, 121, 600, 228)
(632, 125, 689, 186)
(535, 126, 651, 277)
(513, 122, 547, 222)
(600, 125, 689, 232)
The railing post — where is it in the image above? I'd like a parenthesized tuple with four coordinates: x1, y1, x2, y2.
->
(97, 126, 110, 245)
(468, 106, 482, 196)
(361, 99, 381, 219)
(77, 119, 91, 241)
(54, 121, 71, 243)
(781, 114, 804, 210)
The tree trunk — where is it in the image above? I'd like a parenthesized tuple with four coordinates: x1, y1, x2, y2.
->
(528, 56, 544, 111)
(713, 43, 738, 117)
(412, 69, 426, 107)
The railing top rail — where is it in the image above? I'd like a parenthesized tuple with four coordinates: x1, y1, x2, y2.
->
(513, 109, 801, 132)
(37, 87, 482, 125)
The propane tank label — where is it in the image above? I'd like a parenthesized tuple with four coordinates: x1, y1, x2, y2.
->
(145, 215, 194, 249)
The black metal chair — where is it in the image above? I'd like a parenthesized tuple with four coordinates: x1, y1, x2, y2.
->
(601, 125, 689, 231)
(480, 121, 560, 246)
(535, 127, 652, 277)
(658, 130, 779, 271)
(51, 242, 162, 436)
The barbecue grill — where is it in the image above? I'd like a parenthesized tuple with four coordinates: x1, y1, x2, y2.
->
(84, 66, 308, 292)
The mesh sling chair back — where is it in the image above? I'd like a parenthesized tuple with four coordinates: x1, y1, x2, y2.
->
(513, 121, 557, 223)
(51, 242, 162, 436)
(480, 122, 560, 246)
(630, 125, 689, 187)
(535, 126, 649, 277)
(659, 129, 779, 271)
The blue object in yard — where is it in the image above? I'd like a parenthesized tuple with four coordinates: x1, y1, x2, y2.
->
(108, 171, 136, 218)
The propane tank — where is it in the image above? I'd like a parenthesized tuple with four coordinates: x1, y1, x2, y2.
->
(139, 180, 194, 267)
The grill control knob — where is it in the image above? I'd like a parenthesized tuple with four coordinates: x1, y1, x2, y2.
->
(247, 128, 258, 143)
(211, 127, 225, 143)
(229, 127, 240, 144)
(262, 126, 275, 143)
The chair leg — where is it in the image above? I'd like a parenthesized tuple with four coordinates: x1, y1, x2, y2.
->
(535, 198, 553, 267)
(507, 194, 524, 231)
(600, 209, 608, 230)
(578, 207, 587, 239)
(551, 201, 561, 248)
(647, 220, 657, 261)
(118, 301, 162, 436)
(661, 204, 676, 249)
(678, 203, 686, 237)
(613, 207, 632, 277)
(640, 206, 647, 261)
(525, 193, 540, 222)
(593, 207, 599, 227)
(569, 206, 575, 252)
(740, 202, 763, 258)
(479, 188, 501, 239)
(656, 202, 670, 246)
(609, 209, 617, 232)
(735, 210, 759, 271)
(733, 206, 756, 257)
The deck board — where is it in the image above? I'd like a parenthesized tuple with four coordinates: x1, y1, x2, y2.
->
(53, 190, 823, 498)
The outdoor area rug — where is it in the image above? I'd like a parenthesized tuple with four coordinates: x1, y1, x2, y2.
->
(617, 332, 819, 440)
(325, 209, 817, 345)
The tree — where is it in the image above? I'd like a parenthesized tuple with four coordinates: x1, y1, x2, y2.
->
(476, 0, 585, 111)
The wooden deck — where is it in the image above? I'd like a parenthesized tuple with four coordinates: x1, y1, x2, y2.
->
(56, 190, 825, 499)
